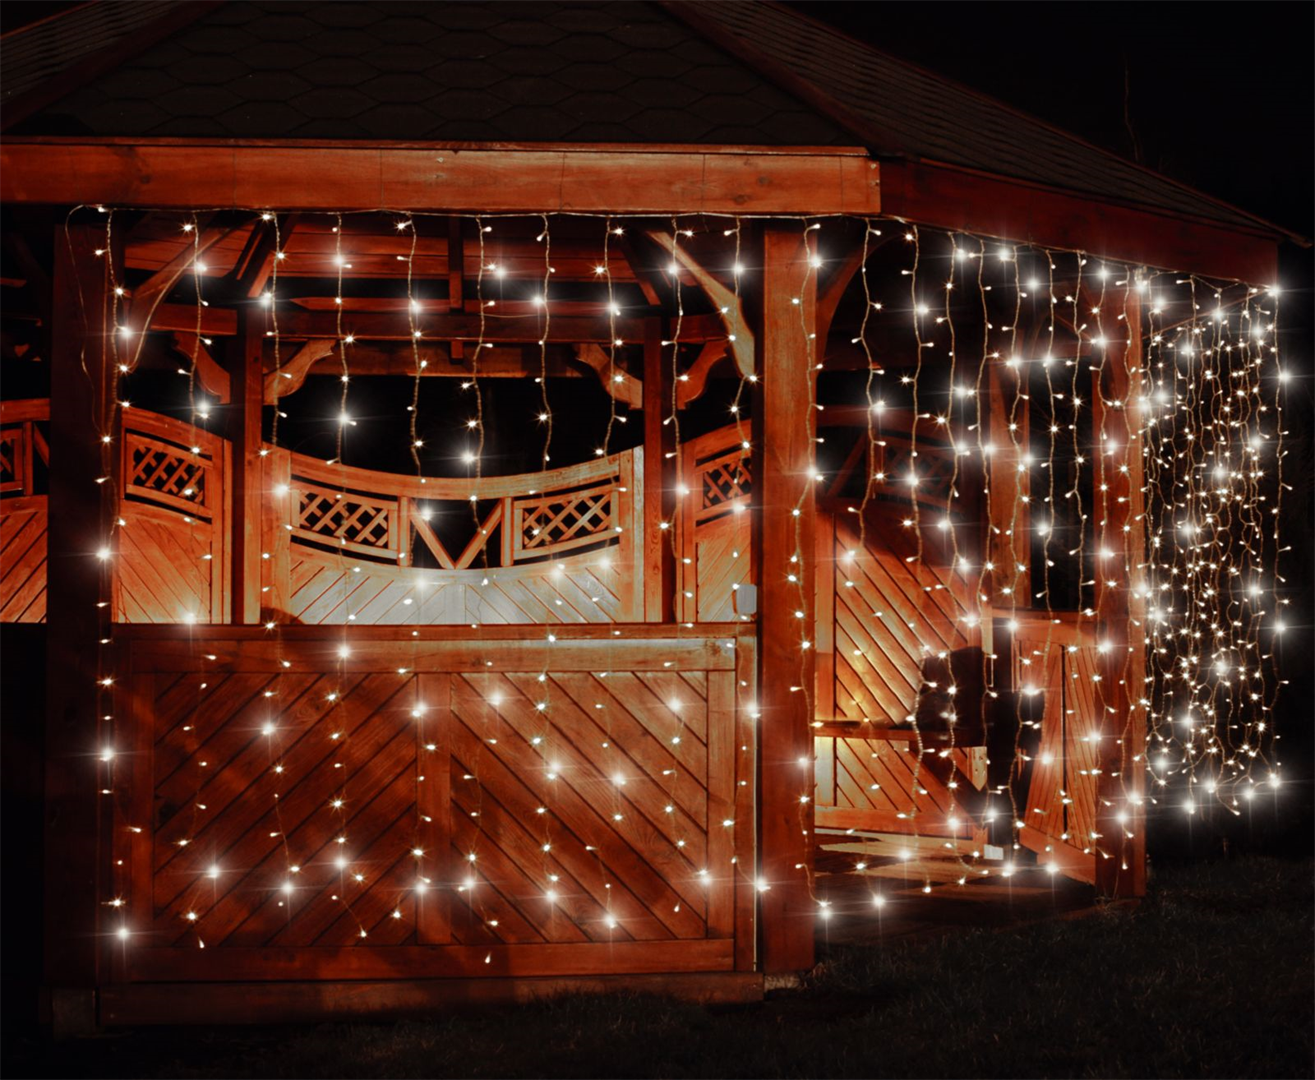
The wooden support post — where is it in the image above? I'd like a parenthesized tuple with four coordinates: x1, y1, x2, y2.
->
(754, 225, 817, 973)
(230, 311, 265, 623)
(985, 356, 1030, 606)
(1092, 288, 1147, 898)
(642, 316, 674, 622)
(45, 220, 115, 1031)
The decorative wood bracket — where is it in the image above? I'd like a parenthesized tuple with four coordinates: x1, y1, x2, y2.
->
(263, 339, 337, 403)
(169, 332, 231, 404)
(646, 229, 754, 379)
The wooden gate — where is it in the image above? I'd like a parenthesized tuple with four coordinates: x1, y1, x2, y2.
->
(105, 624, 756, 1018)
(1011, 615, 1101, 883)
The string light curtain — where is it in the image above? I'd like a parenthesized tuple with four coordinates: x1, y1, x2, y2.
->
(78, 208, 1288, 942)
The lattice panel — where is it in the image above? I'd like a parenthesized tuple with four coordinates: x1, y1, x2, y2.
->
(517, 485, 616, 557)
(296, 488, 394, 554)
(699, 453, 751, 516)
(872, 438, 954, 510)
(127, 438, 211, 514)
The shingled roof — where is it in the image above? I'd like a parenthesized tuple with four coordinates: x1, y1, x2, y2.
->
(2, 0, 1291, 241)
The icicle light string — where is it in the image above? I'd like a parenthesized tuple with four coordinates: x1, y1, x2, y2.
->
(74, 208, 1289, 941)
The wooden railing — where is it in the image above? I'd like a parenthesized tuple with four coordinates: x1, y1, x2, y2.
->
(274, 445, 641, 571)
(122, 409, 226, 524)
(0, 399, 51, 622)
(0, 398, 49, 498)
(117, 409, 229, 623)
(108, 623, 757, 990)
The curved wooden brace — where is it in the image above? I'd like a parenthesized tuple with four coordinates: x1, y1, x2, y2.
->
(645, 229, 754, 379)
(263, 339, 337, 403)
(675, 341, 728, 408)
(169, 332, 231, 404)
(575, 344, 643, 408)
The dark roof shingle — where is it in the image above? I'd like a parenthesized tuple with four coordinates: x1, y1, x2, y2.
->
(9, 0, 851, 146)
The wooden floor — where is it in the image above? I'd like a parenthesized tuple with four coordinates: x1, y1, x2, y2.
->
(812, 831, 1099, 947)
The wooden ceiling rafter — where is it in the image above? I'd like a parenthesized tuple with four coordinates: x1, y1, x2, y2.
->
(127, 217, 242, 332)
(233, 213, 299, 299)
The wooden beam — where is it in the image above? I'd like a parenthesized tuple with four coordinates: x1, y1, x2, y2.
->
(447, 217, 465, 361)
(127, 219, 237, 330)
(230, 312, 266, 623)
(880, 160, 1282, 285)
(754, 225, 817, 973)
(1091, 287, 1147, 899)
(132, 301, 236, 337)
(263, 341, 584, 394)
(273, 308, 656, 344)
(235, 214, 298, 299)
(44, 219, 113, 1031)
(0, 140, 881, 216)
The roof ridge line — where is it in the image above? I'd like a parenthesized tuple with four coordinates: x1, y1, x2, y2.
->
(669, 0, 1304, 245)
(0, 0, 228, 134)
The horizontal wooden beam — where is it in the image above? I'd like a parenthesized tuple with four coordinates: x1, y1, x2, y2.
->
(880, 159, 1280, 285)
(0, 139, 881, 216)
(144, 304, 729, 345)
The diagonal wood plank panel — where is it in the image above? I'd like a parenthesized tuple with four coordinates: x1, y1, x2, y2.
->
(113, 624, 755, 983)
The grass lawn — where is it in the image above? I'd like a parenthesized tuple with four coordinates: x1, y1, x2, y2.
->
(6, 857, 1312, 1079)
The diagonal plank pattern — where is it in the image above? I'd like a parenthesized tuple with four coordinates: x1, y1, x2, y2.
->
(1013, 620, 1103, 883)
(113, 624, 755, 983)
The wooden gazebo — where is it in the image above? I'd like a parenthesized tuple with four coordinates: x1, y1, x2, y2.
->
(0, 1, 1292, 1029)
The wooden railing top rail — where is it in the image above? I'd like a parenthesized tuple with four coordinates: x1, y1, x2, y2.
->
(1008, 611, 1099, 647)
(811, 721, 959, 746)
(124, 407, 224, 454)
(0, 398, 49, 424)
(113, 621, 749, 672)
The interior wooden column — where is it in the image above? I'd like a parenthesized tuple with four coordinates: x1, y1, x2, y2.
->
(230, 310, 265, 623)
(985, 356, 1031, 605)
(1091, 288, 1147, 898)
(642, 315, 674, 622)
(44, 219, 115, 1030)
(754, 225, 817, 973)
